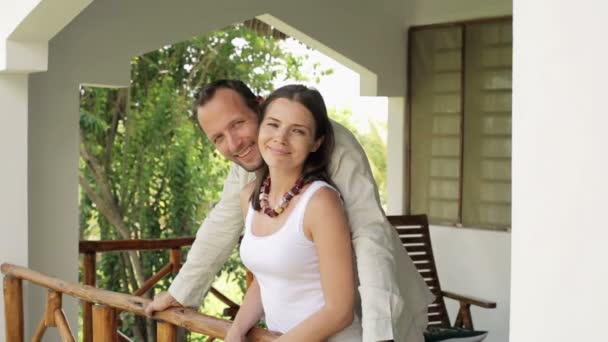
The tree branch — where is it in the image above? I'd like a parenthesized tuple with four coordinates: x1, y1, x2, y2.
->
(103, 88, 128, 167)
(80, 141, 120, 215)
(79, 174, 147, 289)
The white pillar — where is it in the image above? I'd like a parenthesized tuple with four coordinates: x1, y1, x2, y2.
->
(511, 1, 608, 341)
(386, 96, 407, 215)
(0, 74, 29, 342)
(27, 72, 80, 341)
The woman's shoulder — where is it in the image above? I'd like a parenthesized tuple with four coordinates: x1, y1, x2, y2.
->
(305, 181, 342, 212)
(303, 181, 348, 237)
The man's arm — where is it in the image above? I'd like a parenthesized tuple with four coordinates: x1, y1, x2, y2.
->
(168, 163, 245, 307)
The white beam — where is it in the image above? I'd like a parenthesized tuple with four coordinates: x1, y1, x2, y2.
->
(4, 40, 48, 72)
(0, 0, 91, 73)
(257, 13, 379, 96)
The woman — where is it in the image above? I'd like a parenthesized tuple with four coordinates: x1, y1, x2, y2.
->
(226, 85, 362, 341)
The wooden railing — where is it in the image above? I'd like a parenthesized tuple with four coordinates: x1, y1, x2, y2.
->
(1, 263, 279, 341)
(78, 237, 242, 341)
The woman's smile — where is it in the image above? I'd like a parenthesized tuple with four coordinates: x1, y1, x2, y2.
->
(266, 144, 291, 156)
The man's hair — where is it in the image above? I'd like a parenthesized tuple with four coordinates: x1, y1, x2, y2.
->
(192, 79, 261, 118)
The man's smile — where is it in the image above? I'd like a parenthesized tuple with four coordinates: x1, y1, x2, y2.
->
(235, 143, 255, 159)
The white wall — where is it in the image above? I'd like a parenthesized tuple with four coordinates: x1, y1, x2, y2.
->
(431, 226, 511, 341)
(0, 74, 30, 342)
(510, 0, 608, 341)
(386, 0, 513, 341)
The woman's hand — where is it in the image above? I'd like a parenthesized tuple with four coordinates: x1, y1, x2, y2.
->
(224, 325, 247, 342)
(224, 278, 264, 342)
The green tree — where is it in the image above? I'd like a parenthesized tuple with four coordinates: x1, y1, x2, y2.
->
(328, 108, 387, 206)
(79, 23, 326, 340)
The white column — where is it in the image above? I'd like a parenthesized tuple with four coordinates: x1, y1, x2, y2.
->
(511, 1, 608, 341)
(27, 72, 80, 341)
(386, 96, 406, 215)
(0, 74, 29, 342)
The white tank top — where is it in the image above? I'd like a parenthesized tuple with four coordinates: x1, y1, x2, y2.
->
(240, 181, 330, 333)
(240, 181, 361, 340)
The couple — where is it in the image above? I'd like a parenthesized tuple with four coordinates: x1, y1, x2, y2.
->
(145, 80, 434, 342)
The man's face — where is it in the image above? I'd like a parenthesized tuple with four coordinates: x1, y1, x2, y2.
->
(197, 88, 263, 171)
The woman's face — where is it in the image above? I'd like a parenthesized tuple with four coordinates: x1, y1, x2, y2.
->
(258, 98, 323, 172)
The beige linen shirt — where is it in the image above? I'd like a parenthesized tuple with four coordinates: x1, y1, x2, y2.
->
(169, 121, 434, 342)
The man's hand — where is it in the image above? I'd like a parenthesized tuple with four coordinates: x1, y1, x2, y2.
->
(144, 291, 181, 316)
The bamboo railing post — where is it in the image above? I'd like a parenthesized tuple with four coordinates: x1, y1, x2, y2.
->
(157, 321, 177, 342)
(132, 263, 173, 297)
(45, 290, 61, 326)
(83, 252, 96, 342)
(117, 330, 133, 342)
(169, 248, 181, 273)
(167, 249, 184, 341)
(34, 290, 76, 342)
(3, 275, 24, 342)
(92, 305, 117, 342)
(54, 309, 76, 342)
(246, 270, 254, 288)
(32, 318, 47, 342)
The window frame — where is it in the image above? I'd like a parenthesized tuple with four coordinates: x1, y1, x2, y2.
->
(406, 16, 513, 231)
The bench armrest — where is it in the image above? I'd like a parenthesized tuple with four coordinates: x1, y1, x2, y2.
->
(441, 290, 496, 309)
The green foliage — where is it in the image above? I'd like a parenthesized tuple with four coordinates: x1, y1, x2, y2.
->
(328, 108, 387, 206)
(79, 23, 315, 340)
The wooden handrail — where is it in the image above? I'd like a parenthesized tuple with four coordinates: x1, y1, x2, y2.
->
(79, 237, 195, 253)
(78, 237, 245, 341)
(1, 263, 279, 341)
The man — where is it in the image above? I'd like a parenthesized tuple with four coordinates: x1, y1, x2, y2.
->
(145, 80, 434, 342)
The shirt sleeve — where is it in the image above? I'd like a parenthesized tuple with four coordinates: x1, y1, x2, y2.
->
(329, 121, 401, 341)
(168, 163, 244, 308)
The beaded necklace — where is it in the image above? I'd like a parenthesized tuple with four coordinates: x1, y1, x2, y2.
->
(259, 176, 305, 217)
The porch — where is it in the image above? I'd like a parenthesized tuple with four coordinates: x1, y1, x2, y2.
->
(1, 0, 607, 342)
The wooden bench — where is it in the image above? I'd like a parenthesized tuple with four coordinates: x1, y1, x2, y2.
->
(387, 214, 496, 330)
